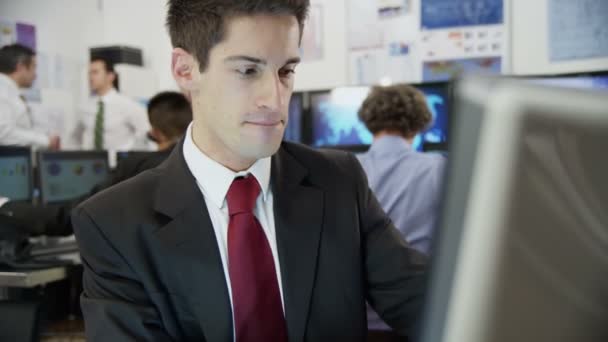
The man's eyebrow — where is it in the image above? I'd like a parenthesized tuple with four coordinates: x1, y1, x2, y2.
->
(224, 56, 266, 64)
(223, 56, 301, 65)
(284, 57, 301, 65)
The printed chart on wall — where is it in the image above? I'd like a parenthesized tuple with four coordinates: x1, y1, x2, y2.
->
(548, 0, 608, 62)
(419, 0, 507, 82)
(347, 0, 418, 85)
(300, 4, 323, 62)
(0, 19, 36, 50)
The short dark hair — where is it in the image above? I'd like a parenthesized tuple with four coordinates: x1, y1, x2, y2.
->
(358, 84, 432, 138)
(166, 0, 310, 71)
(0, 44, 36, 74)
(148, 91, 193, 140)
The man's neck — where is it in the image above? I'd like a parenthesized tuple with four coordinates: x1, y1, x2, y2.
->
(157, 140, 176, 151)
(373, 131, 414, 145)
(96, 86, 113, 97)
(6, 73, 22, 89)
(191, 122, 256, 172)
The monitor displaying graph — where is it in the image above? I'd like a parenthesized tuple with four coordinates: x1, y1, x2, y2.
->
(310, 83, 450, 151)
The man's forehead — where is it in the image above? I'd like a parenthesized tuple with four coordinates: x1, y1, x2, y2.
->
(216, 15, 301, 62)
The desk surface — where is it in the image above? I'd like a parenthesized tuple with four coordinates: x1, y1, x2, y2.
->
(0, 267, 67, 288)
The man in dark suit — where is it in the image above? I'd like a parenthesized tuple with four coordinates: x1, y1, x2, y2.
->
(72, 1, 429, 341)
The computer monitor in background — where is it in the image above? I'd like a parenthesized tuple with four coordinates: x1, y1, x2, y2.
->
(0, 146, 32, 202)
(37, 151, 109, 204)
(283, 92, 303, 143)
(310, 87, 373, 148)
(524, 72, 608, 91)
(115, 151, 155, 167)
(310, 82, 450, 151)
(420, 77, 608, 342)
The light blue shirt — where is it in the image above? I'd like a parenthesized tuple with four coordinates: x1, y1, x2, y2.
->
(358, 135, 446, 331)
(357, 135, 446, 254)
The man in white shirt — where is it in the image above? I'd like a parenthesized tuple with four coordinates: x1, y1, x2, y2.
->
(0, 44, 60, 149)
(73, 57, 150, 151)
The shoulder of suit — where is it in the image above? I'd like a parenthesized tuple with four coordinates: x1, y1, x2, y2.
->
(280, 141, 363, 183)
(77, 167, 162, 219)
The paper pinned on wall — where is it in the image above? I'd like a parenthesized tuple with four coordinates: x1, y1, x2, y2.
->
(349, 43, 417, 85)
(301, 4, 323, 61)
(348, 0, 383, 50)
(15, 22, 36, 51)
(419, 25, 504, 61)
(0, 19, 16, 47)
(422, 56, 501, 82)
(421, 0, 504, 30)
(548, 0, 608, 61)
(377, 0, 410, 19)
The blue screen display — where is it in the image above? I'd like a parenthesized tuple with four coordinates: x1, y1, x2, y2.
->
(421, 0, 503, 30)
(311, 84, 449, 151)
(284, 93, 303, 143)
(0, 155, 31, 201)
(39, 154, 108, 203)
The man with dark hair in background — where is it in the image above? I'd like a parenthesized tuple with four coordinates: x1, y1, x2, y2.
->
(0, 91, 192, 237)
(72, 57, 150, 151)
(357, 84, 447, 337)
(111, 90, 192, 183)
(0, 44, 60, 149)
(72, 1, 428, 341)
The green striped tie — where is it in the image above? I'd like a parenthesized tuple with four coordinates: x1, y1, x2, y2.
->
(94, 100, 104, 150)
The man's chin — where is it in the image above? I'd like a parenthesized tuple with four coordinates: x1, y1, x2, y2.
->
(241, 141, 282, 160)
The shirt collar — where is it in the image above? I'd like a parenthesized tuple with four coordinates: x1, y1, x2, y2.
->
(368, 135, 412, 155)
(96, 88, 118, 102)
(0, 73, 20, 96)
(182, 123, 271, 209)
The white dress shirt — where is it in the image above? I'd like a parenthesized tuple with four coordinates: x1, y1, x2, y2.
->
(0, 73, 49, 148)
(76, 88, 150, 151)
(182, 123, 285, 336)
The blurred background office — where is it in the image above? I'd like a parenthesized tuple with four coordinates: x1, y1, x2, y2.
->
(0, 0, 607, 341)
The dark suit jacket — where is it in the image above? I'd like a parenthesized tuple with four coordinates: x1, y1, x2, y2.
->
(72, 141, 428, 341)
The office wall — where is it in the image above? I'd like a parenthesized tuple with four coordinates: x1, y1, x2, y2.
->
(98, 0, 175, 91)
(511, 0, 608, 75)
(97, 0, 348, 92)
(0, 0, 103, 146)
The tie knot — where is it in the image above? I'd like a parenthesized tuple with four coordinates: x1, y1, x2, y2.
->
(226, 175, 261, 216)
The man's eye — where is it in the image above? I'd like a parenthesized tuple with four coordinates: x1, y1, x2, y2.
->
(238, 68, 258, 77)
(279, 69, 295, 78)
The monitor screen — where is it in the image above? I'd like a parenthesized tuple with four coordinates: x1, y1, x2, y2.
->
(310, 83, 450, 151)
(38, 151, 109, 204)
(525, 73, 608, 91)
(0, 147, 32, 201)
(115, 151, 154, 166)
(283, 92, 303, 143)
(420, 77, 608, 342)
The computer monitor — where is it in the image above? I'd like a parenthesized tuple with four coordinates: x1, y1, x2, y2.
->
(37, 151, 109, 204)
(524, 72, 608, 91)
(420, 77, 608, 342)
(310, 83, 450, 151)
(0, 146, 32, 202)
(115, 151, 155, 166)
(283, 92, 303, 143)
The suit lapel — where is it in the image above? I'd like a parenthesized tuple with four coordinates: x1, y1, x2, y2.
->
(272, 146, 324, 341)
(152, 143, 233, 341)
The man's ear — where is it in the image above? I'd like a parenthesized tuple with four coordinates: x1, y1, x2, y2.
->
(172, 48, 199, 92)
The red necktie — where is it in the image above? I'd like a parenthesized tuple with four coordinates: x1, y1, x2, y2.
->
(226, 176, 287, 342)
